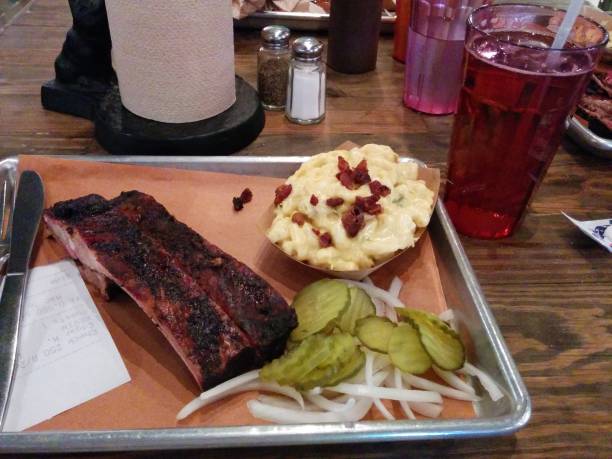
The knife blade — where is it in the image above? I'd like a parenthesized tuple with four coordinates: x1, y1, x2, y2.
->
(0, 171, 44, 430)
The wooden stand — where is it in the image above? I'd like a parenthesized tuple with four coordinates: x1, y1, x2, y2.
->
(42, 76, 265, 156)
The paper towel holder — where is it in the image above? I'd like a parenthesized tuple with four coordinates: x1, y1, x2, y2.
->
(40, 0, 264, 156)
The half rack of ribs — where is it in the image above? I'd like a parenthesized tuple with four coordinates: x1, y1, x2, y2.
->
(44, 191, 297, 390)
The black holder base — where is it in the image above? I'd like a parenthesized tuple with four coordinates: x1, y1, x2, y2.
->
(41, 76, 265, 155)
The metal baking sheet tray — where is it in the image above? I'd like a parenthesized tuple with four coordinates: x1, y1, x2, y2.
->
(234, 10, 396, 34)
(0, 155, 530, 453)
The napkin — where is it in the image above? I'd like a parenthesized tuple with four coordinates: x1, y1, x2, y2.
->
(106, 0, 236, 123)
(563, 213, 612, 253)
(2, 260, 130, 432)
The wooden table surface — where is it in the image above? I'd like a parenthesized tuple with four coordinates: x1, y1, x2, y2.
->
(2, 1, 611, 458)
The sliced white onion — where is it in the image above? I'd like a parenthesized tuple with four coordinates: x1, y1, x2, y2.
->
(329, 393, 351, 403)
(410, 402, 443, 418)
(384, 303, 399, 323)
(177, 370, 260, 420)
(252, 383, 305, 408)
(366, 352, 395, 420)
(373, 353, 391, 372)
(432, 365, 475, 395)
(176, 373, 305, 421)
(199, 369, 259, 399)
(394, 368, 415, 420)
(438, 309, 459, 331)
(373, 297, 387, 318)
(305, 393, 357, 413)
(257, 394, 309, 411)
(340, 279, 405, 309)
(398, 372, 442, 418)
(359, 277, 386, 317)
(383, 371, 396, 388)
(248, 397, 373, 424)
(329, 380, 442, 404)
(459, 363, 504, 402)
(388, 276, 403, 300)
(348, 353, 390, 384)
(438, 309, 455, 323)
(401, 373, 480, 402)
(309, 386, 323, 395)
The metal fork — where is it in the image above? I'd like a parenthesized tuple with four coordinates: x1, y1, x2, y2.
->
(0, 176, 15, 272)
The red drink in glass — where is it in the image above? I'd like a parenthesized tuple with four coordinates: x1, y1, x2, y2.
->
(444, 5, 608, 238)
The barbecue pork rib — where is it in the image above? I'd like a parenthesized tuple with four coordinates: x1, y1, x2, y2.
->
(44, 191, 297, 389)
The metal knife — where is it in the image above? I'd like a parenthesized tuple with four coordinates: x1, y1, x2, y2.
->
(0, 171, 44, 430)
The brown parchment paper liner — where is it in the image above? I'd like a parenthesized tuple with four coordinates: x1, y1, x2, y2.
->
(260, 144, 441, 280)
(17, 155, 473, 432)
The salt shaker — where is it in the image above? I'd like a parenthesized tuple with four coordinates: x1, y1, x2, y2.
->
(285, 37, 326, 125)
(257, 26, 291, 111)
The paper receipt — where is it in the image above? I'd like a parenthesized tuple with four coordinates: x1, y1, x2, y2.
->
(2, 259, 130, 432)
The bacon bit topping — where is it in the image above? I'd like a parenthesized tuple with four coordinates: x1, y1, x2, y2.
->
(318, 232, 332, 248)
(326, 197, 344, 208)
(311, 228, 321, 236)
(353, 160, 371, 185)
(337, 171, 354, 189)
(274, 183, 292, 206)
(310, 194, 319, 206)
(335, 156, 371, 190)
(291, 212, 306, 226)
(240, 188, 253, 203)
(341, 206, 365, 238)
(232, 197, 244, 211)
(355, 195, 383, 215)
(232, 187, 253, 211)
(369, 180, 390, 198)
(337, 156, 350, 172)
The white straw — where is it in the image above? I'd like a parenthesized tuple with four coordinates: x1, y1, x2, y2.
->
(551, 0, 584, 49)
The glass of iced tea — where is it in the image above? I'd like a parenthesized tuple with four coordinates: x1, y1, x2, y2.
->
(444, 4, 608, 239)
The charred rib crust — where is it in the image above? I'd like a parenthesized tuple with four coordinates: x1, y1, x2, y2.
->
(187, 295, 259, 387)
(107, 192, 297, 360)
(44, 191, 295, 389)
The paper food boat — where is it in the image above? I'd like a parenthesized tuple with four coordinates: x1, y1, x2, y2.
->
(260, 144, 441, 280)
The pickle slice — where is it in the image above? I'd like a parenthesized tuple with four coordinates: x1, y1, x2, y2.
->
(326, 348, 365, 387)
(290, 279, 350, 341)
(297, 332, 356, 389)
(397, 309, 465, 371)
(261, 334, 332, 385)
(337, 287, 376, 334)
(387, 323, 432, 374)
(355, 316, 396, 353)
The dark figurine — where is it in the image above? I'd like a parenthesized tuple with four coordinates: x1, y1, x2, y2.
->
(42, 0, 114, 119)
(55, 0, 113, 86)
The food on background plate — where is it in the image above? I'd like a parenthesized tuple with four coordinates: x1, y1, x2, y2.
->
(44, 190, 297, 390)
(267, 144, 436, 271)
(233, 0, 396, 19)
(178, 277, 504, 424)
(576, 69, 612, 139)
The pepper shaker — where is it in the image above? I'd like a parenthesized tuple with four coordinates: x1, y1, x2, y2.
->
(286, 37, 326, 125)
(257, 26, 291, 111)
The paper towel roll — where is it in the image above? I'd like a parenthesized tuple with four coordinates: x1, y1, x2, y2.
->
(105, 0, 236, 123)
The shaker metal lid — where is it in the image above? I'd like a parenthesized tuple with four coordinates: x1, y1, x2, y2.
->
(261, 25, 290, 47)
(292, 37, 324, 60)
